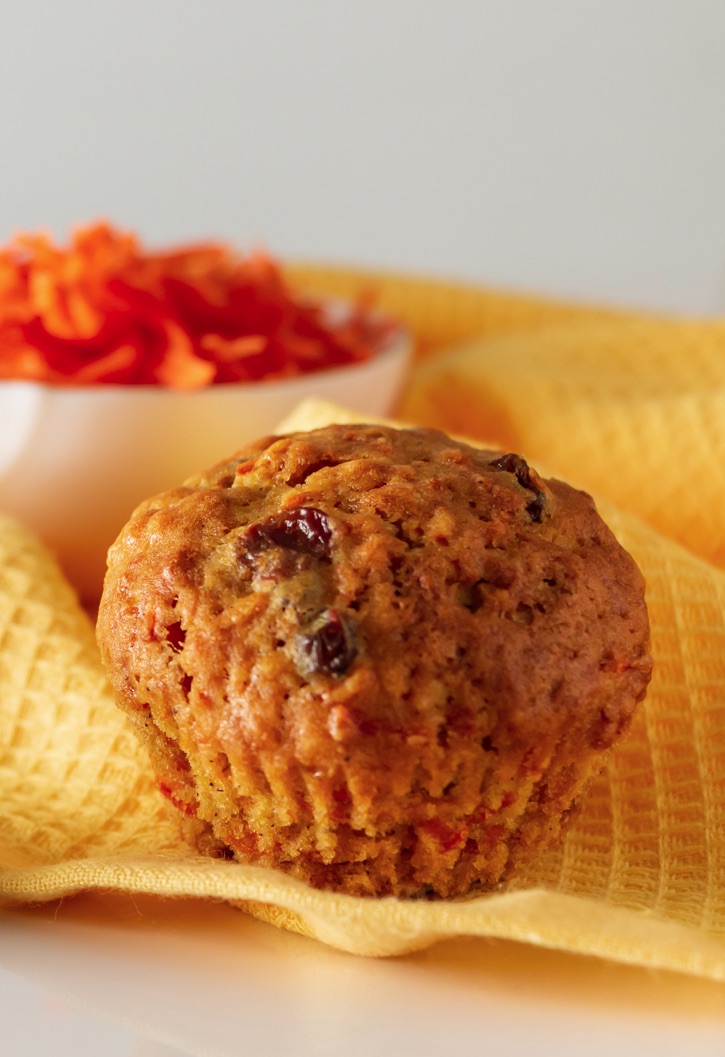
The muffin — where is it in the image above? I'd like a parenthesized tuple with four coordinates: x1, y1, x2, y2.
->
(97, 423, 652, 898)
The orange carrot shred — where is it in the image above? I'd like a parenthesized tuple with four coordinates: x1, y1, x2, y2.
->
(0, 221, 396, 388)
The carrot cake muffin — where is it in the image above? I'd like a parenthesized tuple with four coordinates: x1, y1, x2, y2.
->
(97, 424, 652, 898)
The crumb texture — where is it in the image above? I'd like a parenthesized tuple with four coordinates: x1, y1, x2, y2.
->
(97, 424, 652, 898)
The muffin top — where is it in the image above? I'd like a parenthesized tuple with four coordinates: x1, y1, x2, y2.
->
(98, 424, 651, 822)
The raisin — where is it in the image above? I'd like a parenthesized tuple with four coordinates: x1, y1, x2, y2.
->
(247, 507, 332, 558)
(296, 609, 356, 677)
(489, 452, 546, 522)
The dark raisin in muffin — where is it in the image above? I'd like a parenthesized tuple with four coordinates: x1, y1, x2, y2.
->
(97, 424, 652, 898)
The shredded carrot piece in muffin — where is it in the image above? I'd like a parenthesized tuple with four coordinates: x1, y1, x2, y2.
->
(0, 222, 390, 388)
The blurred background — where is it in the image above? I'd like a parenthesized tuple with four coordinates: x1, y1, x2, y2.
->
(1, 0, 724, 313)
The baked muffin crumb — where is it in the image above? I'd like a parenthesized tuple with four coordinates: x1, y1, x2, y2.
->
(97, 424, 652, 898)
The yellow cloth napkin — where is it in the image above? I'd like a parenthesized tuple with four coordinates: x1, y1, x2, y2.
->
(1, 267, 724, 982)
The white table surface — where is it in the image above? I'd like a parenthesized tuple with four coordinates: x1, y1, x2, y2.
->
(2, 893, 724, 1057)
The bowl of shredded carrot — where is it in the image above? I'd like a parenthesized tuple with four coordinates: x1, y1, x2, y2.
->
(0, 222, 410, 602)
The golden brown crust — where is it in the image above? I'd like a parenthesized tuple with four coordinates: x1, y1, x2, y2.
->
(97, 424, 652, 898)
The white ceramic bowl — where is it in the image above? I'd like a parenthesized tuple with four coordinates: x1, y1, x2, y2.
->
(0, 326, 411, 603)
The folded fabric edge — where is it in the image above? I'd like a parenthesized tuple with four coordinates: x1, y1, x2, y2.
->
(1, 858, 723, 981)
(283, 261, 649, 329)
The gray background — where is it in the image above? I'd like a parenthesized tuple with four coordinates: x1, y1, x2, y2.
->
(1, 2, 724, 310)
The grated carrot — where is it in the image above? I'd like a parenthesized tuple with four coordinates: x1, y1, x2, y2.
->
(0, 222, 394, 388)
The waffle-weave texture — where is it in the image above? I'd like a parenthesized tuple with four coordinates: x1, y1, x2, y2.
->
(0, 267, 724, 981)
